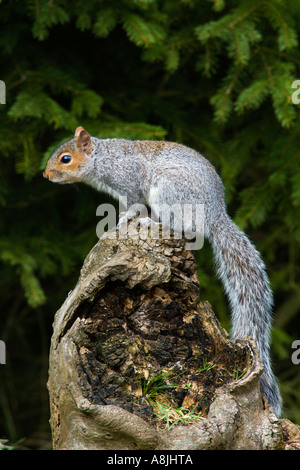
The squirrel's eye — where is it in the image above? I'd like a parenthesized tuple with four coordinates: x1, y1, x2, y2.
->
(60, 154, 72, 164)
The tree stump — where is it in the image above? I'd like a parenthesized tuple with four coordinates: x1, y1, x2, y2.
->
(47, 221, 299, 450)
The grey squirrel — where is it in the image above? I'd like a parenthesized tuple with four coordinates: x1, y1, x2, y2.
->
(43, 126, 282, 416)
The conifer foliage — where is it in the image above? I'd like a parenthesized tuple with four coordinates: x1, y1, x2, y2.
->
(0, 0, 300, 446)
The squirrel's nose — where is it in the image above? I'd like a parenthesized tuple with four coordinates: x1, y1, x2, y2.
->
(43, 170, 49, 180)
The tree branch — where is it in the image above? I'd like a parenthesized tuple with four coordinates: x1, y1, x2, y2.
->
(47, 221, 299, 450)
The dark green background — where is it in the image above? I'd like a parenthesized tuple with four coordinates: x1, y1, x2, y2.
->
(1, 0, 300, 449)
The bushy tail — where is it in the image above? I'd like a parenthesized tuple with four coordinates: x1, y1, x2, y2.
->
(209, 214, 282, 416)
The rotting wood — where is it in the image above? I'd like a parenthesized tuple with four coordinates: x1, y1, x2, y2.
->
(47, 221, 299, 450)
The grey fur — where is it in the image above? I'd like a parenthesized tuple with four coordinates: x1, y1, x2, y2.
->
(47, 136, 282, 416)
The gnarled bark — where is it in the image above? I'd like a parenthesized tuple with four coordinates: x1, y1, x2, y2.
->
(47, 221, 299, 450)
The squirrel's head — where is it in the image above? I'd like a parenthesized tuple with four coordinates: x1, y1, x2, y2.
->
(43, 126, 93, 184)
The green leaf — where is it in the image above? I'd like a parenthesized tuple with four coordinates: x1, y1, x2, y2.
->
(8, 90, 77, 130)
(0, 244, 46, 308)
(235, 79, 270, 113)
(28, 0, 70, 40)
(210, 91, 233, 123)
(71, 90, 103, 118)
(263, 1, 298, 51)
(291, 170, 300, 207)
(165, 47, 180, 72)
(210, 65, 245, 122)
(121, 12, 165, 47)
(20, 265, 46, 308)
(93, 8, 118, 38)
(270, 80, 297, 128)
(209, 0, 226, 12)
(234, 184, 276, 229)
(94, 120, 167, 140)
(196, 44, 219, 77)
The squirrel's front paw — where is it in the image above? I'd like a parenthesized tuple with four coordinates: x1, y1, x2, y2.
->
(137, 216, 159, 228)
(116, 211, 159, 240)
(116, 210, 137, 230)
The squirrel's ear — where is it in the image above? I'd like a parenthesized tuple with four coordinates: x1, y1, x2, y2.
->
(75, 126, 85, 137)
(75, 127, 92, 155)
